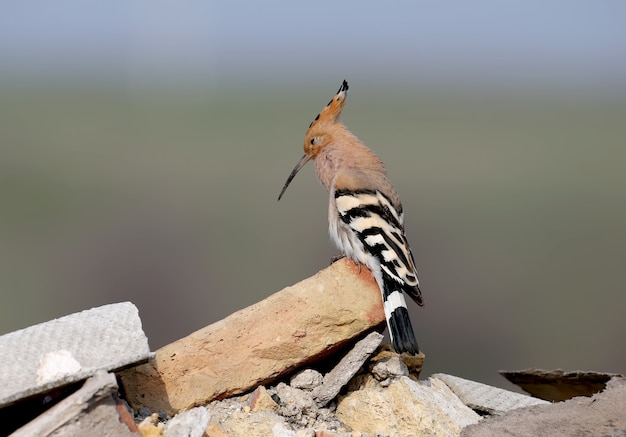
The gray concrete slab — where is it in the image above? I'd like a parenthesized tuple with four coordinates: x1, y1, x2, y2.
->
(312, 331, 384, 407)
(9, 371, 138, 437)
(433, 373, 549, 415)
(0, 302, 150, 408)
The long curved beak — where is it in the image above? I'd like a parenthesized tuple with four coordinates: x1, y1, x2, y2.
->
(277, 154, 312, 201)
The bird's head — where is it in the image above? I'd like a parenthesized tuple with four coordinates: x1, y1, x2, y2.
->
(278, 80, 349, 201)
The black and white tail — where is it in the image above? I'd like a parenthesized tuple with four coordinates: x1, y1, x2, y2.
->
(381, 270, 420, 354)
(333, 188, 424, 355)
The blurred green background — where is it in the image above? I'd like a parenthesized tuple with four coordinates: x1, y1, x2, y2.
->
(1, 2, 625, 391)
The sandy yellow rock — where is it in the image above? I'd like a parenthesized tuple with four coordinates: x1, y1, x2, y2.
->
(248, 386, 279, 412)
(137, 413, 164, 437)
(205, 420, 229, 437)
(119, 259, 385, 414)
(336, 376, 480, 437)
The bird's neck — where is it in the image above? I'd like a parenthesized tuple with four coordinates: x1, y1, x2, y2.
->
(315, 138, 386, 193)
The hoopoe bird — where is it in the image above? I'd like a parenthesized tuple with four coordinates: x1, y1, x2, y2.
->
(278, 80, 423, 355)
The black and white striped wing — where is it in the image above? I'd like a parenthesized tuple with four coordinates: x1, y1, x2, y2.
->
(334, 189, 423, 306)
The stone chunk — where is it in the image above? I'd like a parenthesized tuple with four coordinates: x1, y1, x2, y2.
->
(461, 376, 626, 437)
(312, 332, 383, 407)
(367, 344, 425, 379)
(248, 386, 279, 412)
(290, 369, 324, 391)
(274, 383, 318, 420)
(9, 371, 138, 437)
(137, 414, 164, 437)
(119, 259, 386, 414)
(207, 406, 291, 437)
(433, 373, 549, 415)
(370, 356, 409, 381)
(336, 376, 481, 437)
(164, 406, 211, 437)
(0, 302, 150, 408)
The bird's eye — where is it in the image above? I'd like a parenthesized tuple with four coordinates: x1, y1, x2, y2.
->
(310, 137, 317, 146)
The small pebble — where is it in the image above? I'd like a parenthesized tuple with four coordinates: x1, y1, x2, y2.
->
(137, 406, 152, 420)
(290, 369, 324, 390)
(158, 410, 169, 421)
(371, 356, 408, 381)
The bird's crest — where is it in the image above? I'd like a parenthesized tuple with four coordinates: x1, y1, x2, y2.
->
(278, 80, 349, 201)
(308, 80, 349, 128)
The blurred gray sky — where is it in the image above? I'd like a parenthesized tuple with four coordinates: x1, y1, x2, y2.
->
(1, 1, 625, 93)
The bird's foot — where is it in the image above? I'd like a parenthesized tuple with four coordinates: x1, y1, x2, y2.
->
(330, 254, 346, 265)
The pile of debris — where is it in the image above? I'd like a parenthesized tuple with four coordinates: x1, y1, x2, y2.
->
(1, 259, 624, 436)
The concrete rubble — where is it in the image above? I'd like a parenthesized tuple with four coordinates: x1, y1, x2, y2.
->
(461, 377, 626, 437)
(9, 371, 139, 437)
(311, 331, 384, 407)
(433, 373, 549, 415)
(1, 259, 624, 436)
(0, 301, 150, 409)
(163, 407, 211, 437)
(118, 258, 387, 415)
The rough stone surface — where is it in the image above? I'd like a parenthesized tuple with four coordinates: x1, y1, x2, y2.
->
(248, 385, 279, 412)
(0, 302, 150, 408)
(336, 375, 481, 436)
(137, 414, 164, 437)
(206, 397, 291, 437)
(119, 259, 386, 414)
(202, 379, 351, 437)
(129, 353, 626, 437)
(274, 382, 318, 423)
(367, 345, 425, 380)
(205, 420, 230, 437)
(272, 422, 298, 437)
(370, 355, 409, 381)
(461, 376, 626, 437)
(290, 369, 324, 391)
(433, 373, 549, 415)
(9, 371, 138, 437)
(312, 332, 383, 407)
(163, 406, 210, 437)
